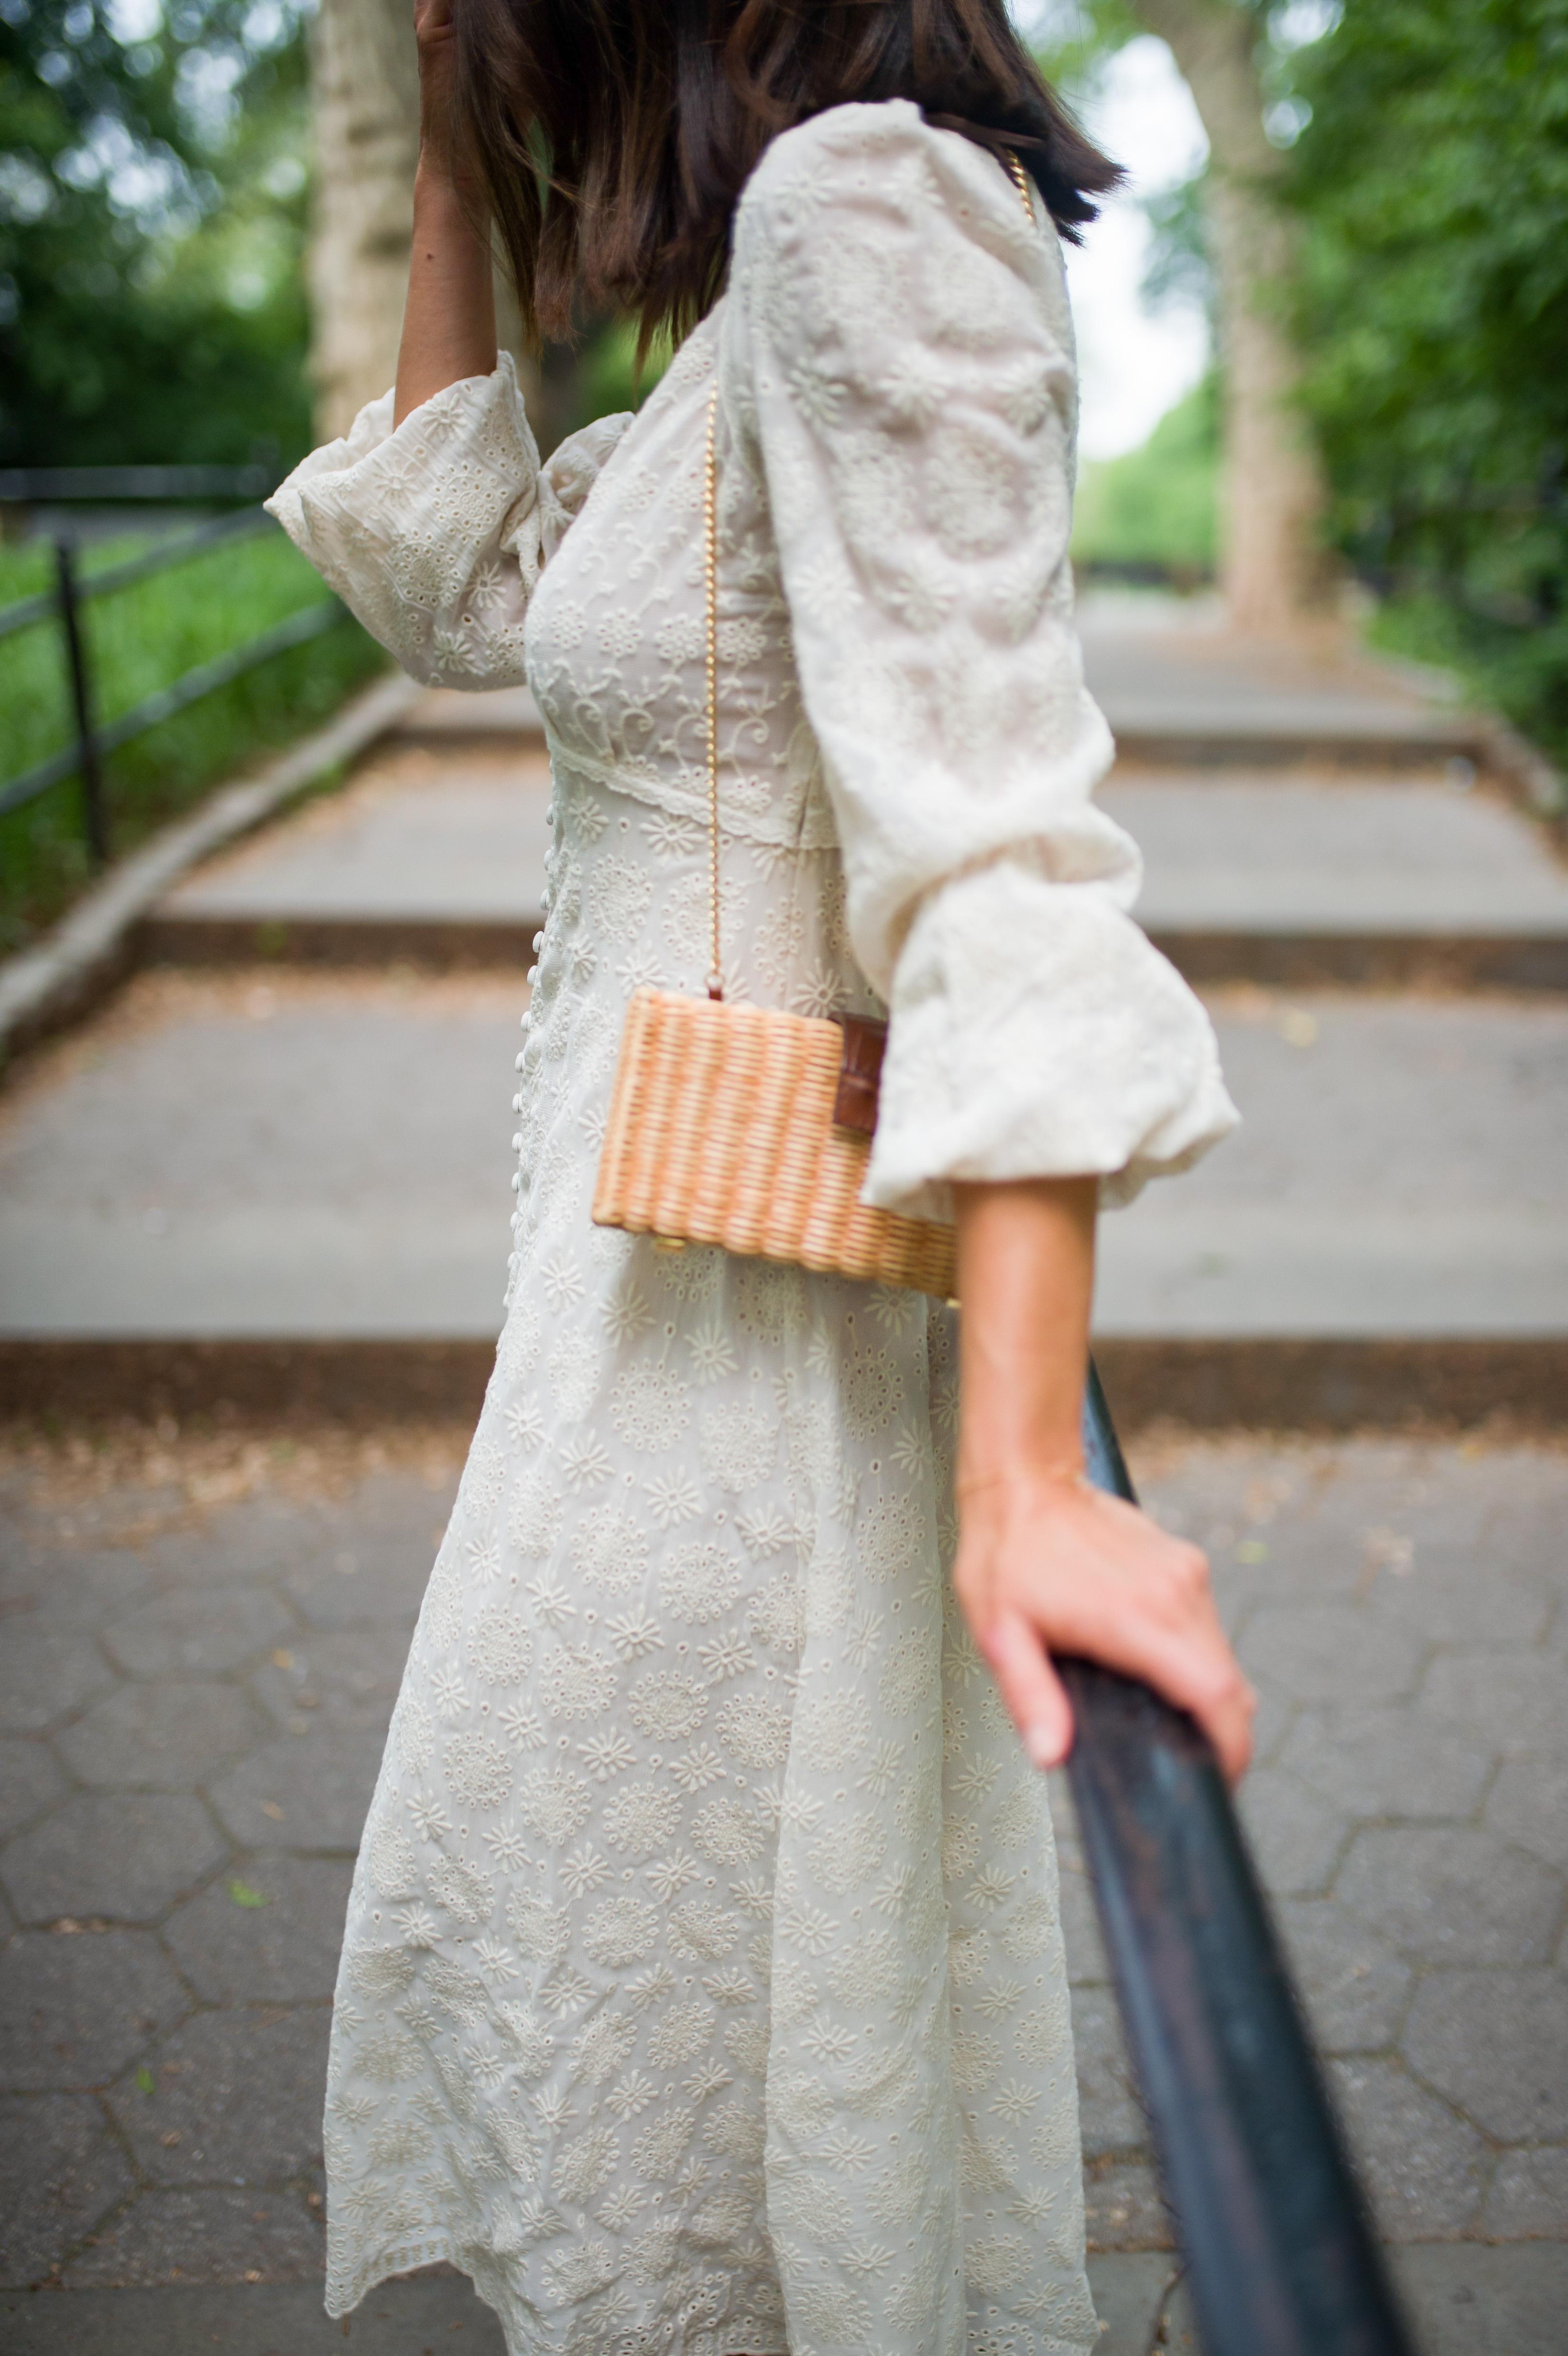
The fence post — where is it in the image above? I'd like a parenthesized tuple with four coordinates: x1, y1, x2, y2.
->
(55, 538, 109, 865)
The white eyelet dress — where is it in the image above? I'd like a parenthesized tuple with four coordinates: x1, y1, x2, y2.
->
(267, 96, 1237, 2356)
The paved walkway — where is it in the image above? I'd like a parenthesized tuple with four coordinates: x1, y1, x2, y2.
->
(1, 600, 1566, 2349)
(0, 1426, 1562, 2350)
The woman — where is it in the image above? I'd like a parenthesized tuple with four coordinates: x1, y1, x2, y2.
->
(268, 2, 1252, 2348)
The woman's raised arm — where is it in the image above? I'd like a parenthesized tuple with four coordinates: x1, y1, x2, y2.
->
(394, 0, 498, 425)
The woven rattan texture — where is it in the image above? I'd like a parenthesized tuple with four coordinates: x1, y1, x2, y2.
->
(593, 989, 958, 1297)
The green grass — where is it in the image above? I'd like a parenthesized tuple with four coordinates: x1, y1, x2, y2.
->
(1071, 377, 1219, 581)
(0, 523, 387, 956)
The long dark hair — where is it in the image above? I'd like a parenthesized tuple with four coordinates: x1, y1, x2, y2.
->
(453, 0, 1120, 362)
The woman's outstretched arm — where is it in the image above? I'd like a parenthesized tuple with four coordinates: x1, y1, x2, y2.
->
(951, 1179, 1255, 1784)
(395, 0, 497, 425)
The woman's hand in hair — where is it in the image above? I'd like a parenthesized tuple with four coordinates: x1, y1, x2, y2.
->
(950, 1178, 1256, 1786)
(395, 0, 496, 423)
(413, 0, 463, 179)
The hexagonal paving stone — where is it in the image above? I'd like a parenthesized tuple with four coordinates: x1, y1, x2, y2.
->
(1244, 1675, 1295, 1769)
(1484, 1473, 1568, 1585)
(53, 1682, 258, 1790)
(0, 1740, 68, 1842)
(250, 1625, 411, 1734)
(1279, 1706, 1492, 1822)
(1337, 1827, 1563, 1966)
(1418, 1653, 1567, 1753)
(107, 2006, 330, 2184)
(61, 2187, 325, 2285)
(102, 1586, 291, 1680)
(3, 1546, 155, 1631)
(280, 1502, 444, 1632)
(0, 2093, 137, 2285)
(1274, 1898, 1413, 2055)
(209, 1725, 385, 1852)
(0, 1622, 114, 1735)
(1403, 1970, 1568, 2141)
(1364, 1560, 1552, 1647)
(141, 1492, 330, 1590)
(1056, 1862, 1108, 1987)
(163, 1855, 353, 2003)
(0, 1930, 187, 2091)
(1236, 1768, 1349, 1897)
(1215, 1520, 1368, 1603)
(0, 1792, 229, 1924)
(1328, 2057, 1487, 2239)
(1083, 2159, 1173, 2252)
(1484, 1753, 1568, 1869)
(1239, 1605, 1423, 1706)
(1479, 2146, 1568, 2239)
(1071, 1986, 1145, 2158)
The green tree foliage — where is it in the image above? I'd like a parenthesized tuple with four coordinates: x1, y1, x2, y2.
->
(1285, 0, 1568, 747)
(1072, 372, 1219, 577)
(0, 0, 314, 465)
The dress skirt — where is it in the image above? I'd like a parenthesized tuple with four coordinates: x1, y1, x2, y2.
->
(321, 771, 1097, 2355)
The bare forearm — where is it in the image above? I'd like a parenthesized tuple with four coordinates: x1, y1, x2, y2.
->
(951, 1174, 1255, 1783)
(953, 1176, 1097, 1486)
(394, 164, 498, 427)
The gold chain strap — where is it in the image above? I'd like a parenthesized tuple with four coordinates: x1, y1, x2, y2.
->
(703, 379, 723, 1000)
(1003, 144, 1036, 227)
(699, 146, 1034, 1005)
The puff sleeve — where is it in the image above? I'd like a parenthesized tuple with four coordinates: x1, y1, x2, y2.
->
(265, 354, 633, 689)
(730, 99, 1238, 1213)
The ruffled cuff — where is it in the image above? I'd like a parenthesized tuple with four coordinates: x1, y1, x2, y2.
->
(264, 356, 545, 686)
(865, 858, 1240, 1219)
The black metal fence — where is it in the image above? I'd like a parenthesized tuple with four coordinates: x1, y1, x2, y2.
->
(0, 467, 342, 865)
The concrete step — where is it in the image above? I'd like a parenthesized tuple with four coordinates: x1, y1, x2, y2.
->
(143, 739, 553, 968)
(142, 743, 1568, 990)
(1106, 768, 1568, 992)
(1078, 598, 1483, 767)
(0, 970, 1563, 1426)
(392, 682, 546, 742)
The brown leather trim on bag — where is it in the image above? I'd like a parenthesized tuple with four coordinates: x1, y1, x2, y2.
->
(832, 1014, 887, 1134)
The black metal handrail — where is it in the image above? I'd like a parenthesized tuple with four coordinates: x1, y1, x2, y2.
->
(0, 461, 279, 502)
(1070, 1363, 1416, 2356)
(0, 507, 277, 646)
(0, 506, 341, 860)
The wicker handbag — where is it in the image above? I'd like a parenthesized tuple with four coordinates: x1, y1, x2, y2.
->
(592, 150, 1037, 1297)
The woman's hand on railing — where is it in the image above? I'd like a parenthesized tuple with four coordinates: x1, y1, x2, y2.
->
(952, 1467, 1256, 1785)
(951, 1176, 1255, 1787)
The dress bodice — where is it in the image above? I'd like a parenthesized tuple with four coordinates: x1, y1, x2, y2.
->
(269, 97, 1237, 1219)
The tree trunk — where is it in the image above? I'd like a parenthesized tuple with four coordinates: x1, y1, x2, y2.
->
(1129, 0, 1333, 631)
(307, 0, 421, 442)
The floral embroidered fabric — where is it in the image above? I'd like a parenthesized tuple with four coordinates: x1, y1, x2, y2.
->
(267, 97, 1236, 2356)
